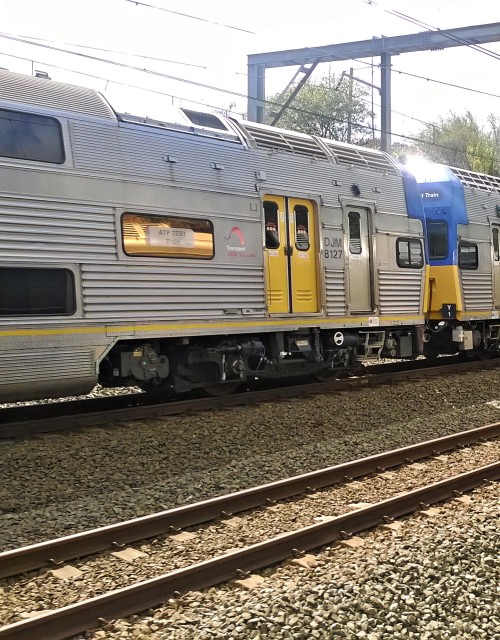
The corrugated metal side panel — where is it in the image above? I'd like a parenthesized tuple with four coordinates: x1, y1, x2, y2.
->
(0, 200, 117, 262)
(461, 271, 493, 310)
(0, 70, 115, 119)
(378, 270, 423, 315)
(324, 270, 346, 315)
(254, 157, 407, 212)
(70, 121, 255, 193)
(0, 348, 94, 384)
(81, 264, 266, 320)
(463, 191, 500, 224)
(69, 122, 408, 214)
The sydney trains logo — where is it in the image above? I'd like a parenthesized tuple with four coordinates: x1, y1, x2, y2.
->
(225, 226, 246, 246)
(421, 190, 442, 199)
(225, 226, 256, 259)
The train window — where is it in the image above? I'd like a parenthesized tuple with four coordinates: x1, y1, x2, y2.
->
(427, 221, 448, 259)
(264, 201, 280, 249)
(0, 267, 75, 316)
(458, 242, 478, 270)
(396, 238, 423, 268)
(294, 205, 310, 251)
(122, 213, 214, 259)
(348, 211, 362, 254)
(493, 228, 500, 261)
(0, 109, 64, 163)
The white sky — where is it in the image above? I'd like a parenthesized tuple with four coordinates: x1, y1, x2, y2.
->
(1, 0, 500, 145)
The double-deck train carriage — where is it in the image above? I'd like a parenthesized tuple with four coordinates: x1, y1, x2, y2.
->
(414, 163, 500, 357)
(0, 70, 427, 403)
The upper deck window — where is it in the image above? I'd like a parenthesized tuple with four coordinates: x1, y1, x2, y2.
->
(427, 221, 448, 259)
(0, 108, 64, 163)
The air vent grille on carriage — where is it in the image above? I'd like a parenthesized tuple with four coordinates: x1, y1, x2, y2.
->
(450, 166, 500, 193)
(323, 140, 398, 174)
(0, 70, 116, 119)
(243, 124, 329, 159)
(181, 109, 228, 131)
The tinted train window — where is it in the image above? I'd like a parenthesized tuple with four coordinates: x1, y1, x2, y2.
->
(493, 228, 500, 261)
(427, 221, 448, 259)
(0, 109, 64, 163)
(396, 238, 423, 268)
(122, 213, 214, 259)
(294, 205, 310, 251)
(458, 242, 478, 270)
(264, 201, 280, 249)
(348, 211, 362, 254)
(0, 267, 75, 316)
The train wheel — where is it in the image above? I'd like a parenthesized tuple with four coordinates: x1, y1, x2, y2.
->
(314, 368, 348, 382)
(478, 350, 492, 360)
(200, 381, 241, 397)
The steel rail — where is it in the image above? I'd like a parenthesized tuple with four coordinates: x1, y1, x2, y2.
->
(1, 462, 498, 640)
(1, 378, 369, 438)
(1, 358, 498, 438)
(1, 421, 499, 579)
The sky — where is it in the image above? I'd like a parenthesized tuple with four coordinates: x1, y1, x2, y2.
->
(1, 0, 500, 146)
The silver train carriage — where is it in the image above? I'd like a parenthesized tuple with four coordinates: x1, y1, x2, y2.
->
(0, 70, 427, 402)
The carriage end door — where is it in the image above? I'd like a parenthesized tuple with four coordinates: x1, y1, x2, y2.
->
(492, 225, 500, 308)
(344, 207, 373, 313)
(264, 196, 319, 314)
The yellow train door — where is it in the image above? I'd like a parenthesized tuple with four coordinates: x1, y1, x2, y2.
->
(263, 195, 319, 314)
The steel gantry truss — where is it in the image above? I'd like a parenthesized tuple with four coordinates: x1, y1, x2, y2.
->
(247, 23, 500, 151)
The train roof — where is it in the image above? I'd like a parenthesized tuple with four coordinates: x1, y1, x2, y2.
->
(0, 69, 400, 175)
(449, 166, 500, 193)
(0, 69, 116, 119)
(411, 160, 500, 194)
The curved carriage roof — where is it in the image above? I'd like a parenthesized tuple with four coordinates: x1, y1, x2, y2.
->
(0, 69, 400, 176)
(0, 70, 116, 119)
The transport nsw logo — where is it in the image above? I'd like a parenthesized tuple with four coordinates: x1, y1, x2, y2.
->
(225, 226, 256, 258)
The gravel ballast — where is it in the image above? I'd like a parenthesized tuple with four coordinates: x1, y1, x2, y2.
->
(80, 481, 499, 640)
(1, 368, 499, 639)
(1, 369, 500, 550)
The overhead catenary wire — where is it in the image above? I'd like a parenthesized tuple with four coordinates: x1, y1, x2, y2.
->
(3, 27, 500, 104)
(1, 46, 495, 168)
(1, 32, 207, 69)
(362, 0, 500, 62)
(123, 0, 256, 35)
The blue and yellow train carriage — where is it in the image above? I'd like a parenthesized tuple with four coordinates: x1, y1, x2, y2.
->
(0, 70, 428, 402)
(414, 163, 500, 356)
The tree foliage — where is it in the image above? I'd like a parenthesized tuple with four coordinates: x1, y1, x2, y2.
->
(415, 110, 500, 176)
(266, 72, 373, 144)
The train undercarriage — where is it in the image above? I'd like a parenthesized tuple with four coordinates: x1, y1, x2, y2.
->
(99, 326, 421, 396)
(423, 320, 500, 359)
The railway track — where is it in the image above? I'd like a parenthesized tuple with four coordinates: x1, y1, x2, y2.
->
(1, 422, 498, 640)
(1, 356, 498, 439)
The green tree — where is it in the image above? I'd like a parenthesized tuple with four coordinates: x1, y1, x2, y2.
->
(415, 110, 500, 175)
(266, 72, 373, 144)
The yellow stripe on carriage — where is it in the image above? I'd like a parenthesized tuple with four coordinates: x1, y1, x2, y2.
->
(0, 315, 426, 337)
